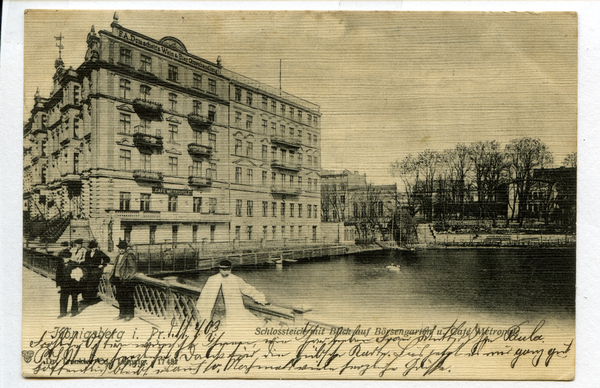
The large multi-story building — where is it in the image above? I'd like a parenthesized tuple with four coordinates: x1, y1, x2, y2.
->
(23, 14, 322, 250)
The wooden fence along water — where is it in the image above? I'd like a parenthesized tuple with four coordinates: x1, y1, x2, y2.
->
(23, 247, 343, 328)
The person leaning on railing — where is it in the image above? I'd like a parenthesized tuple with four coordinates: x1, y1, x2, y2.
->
(107, 239, 138, 322)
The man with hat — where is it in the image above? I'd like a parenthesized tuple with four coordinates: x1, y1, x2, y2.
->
(196, 260, 267, 329)
(71, 238, 86, 264)
(82, 240, 110, 303)
(109, 239, 138, 321)
(55, 249, 82, 318)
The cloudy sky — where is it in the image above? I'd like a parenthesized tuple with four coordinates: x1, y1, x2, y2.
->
(24, 10, 577, 184)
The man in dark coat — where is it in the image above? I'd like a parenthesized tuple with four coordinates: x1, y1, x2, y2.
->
(56, 249, 82, 318)
(82, 240, 110, 303)
(109, 239, 138, 321)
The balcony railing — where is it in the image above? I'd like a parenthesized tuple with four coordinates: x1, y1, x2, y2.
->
(270, 135, 301, 149)
(187, 113, 213, 131)
(132, 98, 163, 121)
(133, 169, 164, 182)
(187, 143, 213, 157)
(271, 185, 302, 196)
(108, 209, 162, 219)
(188, 175, 213, 187)
(271, 159, 301, 172)
(133, 132, 163, 149)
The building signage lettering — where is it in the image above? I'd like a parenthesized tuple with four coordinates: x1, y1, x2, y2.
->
(152, 187, 193, 196)
(117, 28, 219, 75)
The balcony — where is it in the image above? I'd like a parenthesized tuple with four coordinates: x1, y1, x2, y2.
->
(133, 169, 164, 183)
(132, 99, 163, 121)
(187, 113, 213, 132)
(270, 135, 301, 149)
(187, 143, 213, 158)
(271, 159, 301, 172)
(188, 175, 213, 187)
(108, 210, 162, 221)
(133, 132, 163, 150)
(271, 185, 302, 196)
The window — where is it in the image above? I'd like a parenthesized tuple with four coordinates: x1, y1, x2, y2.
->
(308, 204, 312, 218)
(209, 198, 217, 214)
(281, 173, 287, 185)
(262, 170, 267, 184)
(119, 113, 131, 134)
(41, 167, 47, 184)
(193, 197, 202, 213)
(298, 176, 302, 187)
(124, 226, 132, 243)
(272, 225, 277, 239)
(308, 114, 312, 124)
(208, 105, 216, 122)
(168, 195, 178, 212)
(245, 115, 253, 131)
(298, 204, 303, 218)
(262, 119, 268, 133)
(298, 130, 303, 142)
(308, 133, 312, 144)
(281, 202, 286, 217)
(209, 163, 217, 180)
(193, 100, 201, 115)
(235, 88, 242, 102)
(119, 192, 131, 210)
(209, 79, 217, 94)
(314, 135, 318, 146)
(73, 86, 80, 105)
(119, 79, 131, 99)
(236, 200, 242, 216)
(308, 155, 313, 166)
(263, 226, 268, 239)
(290, 226, 295, 237)
(289, 152, 295, 164)
(299, 225, 303, 237)
(119, 48, 132, 66)
(168, 93, 177, 112)
(247, 168, 254, 183)
(262, 145, 268, 160)
(262, 96, 268, 110)
(247, 226, 253, 240)
(246, 92, 253, 106)
(281, 103, 286, 116)
(235, 167, 242, 183)
(271, 172, 277, 185)
(191, 160, 202, 176)
(280, 125, 286, 137)
(140, 153, 151, 171)
(272, 202, 277, 217)
(210, 225, 216, 242)
(168, 124, 178, 142)
(290, 127, 294, 137)
(41, 140, 47, 157)
(235, 226, 241, 241)
(140, 54, 152, 72)
(262, 201, 268, 217)
(298, 154, 303, 166)
(314, 205, 318, 218)
(235, 111, 242, 125)
(120, 149, 131, 170)
(247, 201, 254, 217)
(314, 157, 318, 167)
(139, 119, 151, 134)
(149, 225, 156, 244)
(246, 142, 253, 158)
(140, 85, 151, 101)
(172, 225, 178, 246)
(209, 133, 216, 150)
(271, 147, 277, 161)
(140, 193, 151, 211)
(271, 100, 277, 113)
(298, 110, 302, 121)
(281, 226, 286, 239)
(290, 203, 295, 217)
(235, 139, 242, 156)
(168, 65, 179, 82)
(193, 73, 202, 89)
(168, 157, 178, 175)
(271, 122, 277, 135)
(290, 176, 295, 186)
(289, 107, 294, 118)
(314, 116, 318, 126)
(192, 225, 198, 243)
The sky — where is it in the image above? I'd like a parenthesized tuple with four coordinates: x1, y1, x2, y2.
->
(24, 10, 577, 185)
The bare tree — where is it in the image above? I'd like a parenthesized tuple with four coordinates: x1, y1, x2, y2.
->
(505, 137, 553, 225)
(562, 152, 577, 168)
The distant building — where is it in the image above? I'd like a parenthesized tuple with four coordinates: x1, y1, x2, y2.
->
(321, 170, 397, 241)
(525, 167, 576, 226)
(23, 15, 322, 249)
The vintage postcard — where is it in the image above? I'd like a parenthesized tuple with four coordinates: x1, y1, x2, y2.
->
(22, 10, 576, 380)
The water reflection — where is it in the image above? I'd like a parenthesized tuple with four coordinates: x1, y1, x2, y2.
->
(178, 247, 575, 327)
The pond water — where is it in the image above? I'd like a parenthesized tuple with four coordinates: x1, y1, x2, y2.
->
(178, 247, 575, 328)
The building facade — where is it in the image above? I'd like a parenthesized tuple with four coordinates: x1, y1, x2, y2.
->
(23, 15, 322, 250)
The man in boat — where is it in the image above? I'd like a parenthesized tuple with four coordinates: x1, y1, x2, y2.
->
(196, 260, 267, 330)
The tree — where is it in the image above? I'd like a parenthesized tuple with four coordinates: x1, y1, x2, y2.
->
(562, 152, 577, 168)
(504, 137, 553, 224)
(321, 180, 348, 222)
